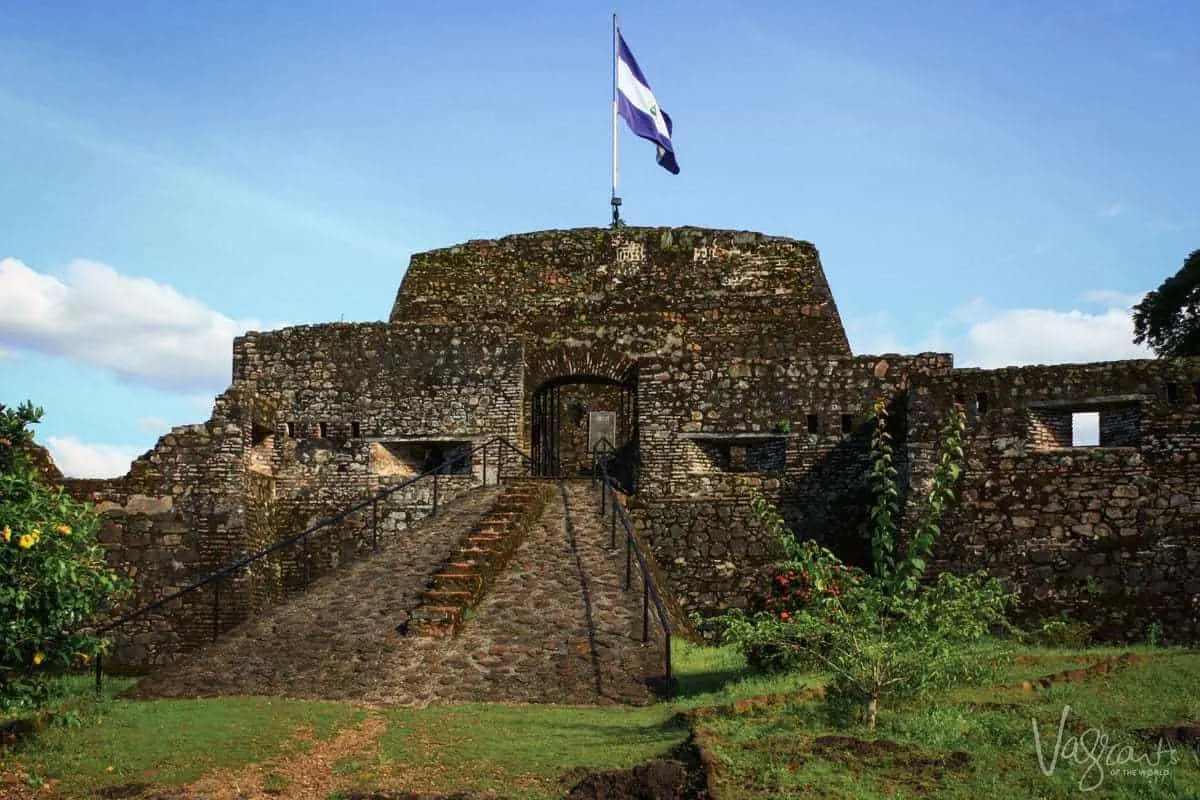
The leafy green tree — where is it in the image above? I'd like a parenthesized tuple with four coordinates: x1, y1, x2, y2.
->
(722, 398, 1013, 729)
(0, 401, 129, 709)
(1132, 249, 1200, 357)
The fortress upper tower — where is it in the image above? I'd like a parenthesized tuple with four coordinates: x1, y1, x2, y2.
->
(389, 227, 852, 359)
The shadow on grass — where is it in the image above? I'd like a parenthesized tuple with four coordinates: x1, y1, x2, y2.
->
(671, 666, 754, 699)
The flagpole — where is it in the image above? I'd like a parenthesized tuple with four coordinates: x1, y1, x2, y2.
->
(610, 12, 622, 228)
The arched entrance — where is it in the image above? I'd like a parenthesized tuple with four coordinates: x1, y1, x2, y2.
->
(531, 374, 637, 487)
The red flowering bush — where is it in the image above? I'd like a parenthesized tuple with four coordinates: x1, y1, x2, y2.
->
(756, 560, 861, 620)
(743, 552, 866, 672)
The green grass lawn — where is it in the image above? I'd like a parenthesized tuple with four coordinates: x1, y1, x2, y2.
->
(3, 642, 1200, 799)
(697, 645, 1200, 800)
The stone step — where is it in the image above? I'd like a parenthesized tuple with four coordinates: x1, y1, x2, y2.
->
(409, 604, 465, 637)
(420, 588, 473, 606)
(408, 483, 554, 638)
(434, 572, 485, 596)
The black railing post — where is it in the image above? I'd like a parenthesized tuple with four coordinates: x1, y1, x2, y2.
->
(371, 499, 379, 552)
(212, 575, 220, 642)
(665, 631, 673, 696)
(642, 575, 649, 643)
(600, 478, 606, 516)
(625, 531, 632, 591)
(302, 535, 310, 592)
(94, 653, 103, 695)
(610, 499, 617, 550)
(433, 470, 439, 516)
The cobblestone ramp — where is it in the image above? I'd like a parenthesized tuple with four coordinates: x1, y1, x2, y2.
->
(127, 487, 503, 700)
(130, 481, 665, 706)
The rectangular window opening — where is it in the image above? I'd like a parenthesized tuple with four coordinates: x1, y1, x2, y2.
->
(369, 441, 473, 476)
(1071, 412, 1100, 447)
(1166, 382, 1179, 403)
(841, 414, 853, 434)
(351, 421, 361, 438)
(975, 392, 989, 415)
(318, 422, 329, 439)
(286, 421, 298, 438)
(251, 423, 273, 446)
(806, 413, 819, 434)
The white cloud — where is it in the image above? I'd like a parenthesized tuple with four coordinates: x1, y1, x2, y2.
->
(0, 257, 278, 392)
(959, 307, 1152, 367)
(849, 295, 1154, 367)
(45, 435, 143, 479)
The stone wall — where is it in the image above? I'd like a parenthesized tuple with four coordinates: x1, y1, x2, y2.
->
(627, 349, 1200, 639)
(65, 376, 486, 665)
(233, 322, 523, 443)
(629, 352, 953, 613)
(906, 358, 1200, 640)
(65, 388, 264, 664)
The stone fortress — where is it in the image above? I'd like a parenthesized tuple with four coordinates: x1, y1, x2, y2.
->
(64, 227, 1200, 664)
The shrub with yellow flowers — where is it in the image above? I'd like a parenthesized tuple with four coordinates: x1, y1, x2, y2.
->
(0, 401, 130, 709)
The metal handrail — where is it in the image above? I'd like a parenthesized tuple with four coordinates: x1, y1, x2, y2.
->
(91, 435, 532, 690)
(592, 451, 672, 694)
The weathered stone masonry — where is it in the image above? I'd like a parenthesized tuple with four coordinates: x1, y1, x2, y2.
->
(65, 227, 1200, 663)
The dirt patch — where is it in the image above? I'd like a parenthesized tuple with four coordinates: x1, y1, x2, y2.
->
(1019, 652, 1147, 691)
(1139, 723, 1200, 748)
(811, 736, 971, 770)
(182, 714, 388, 800)
(805, 735, 972, 793)
(92, 785, 153, 799)
(564, 738, 711, 800)
(565, 759, 693, 800)
(338, 793, 506, 799)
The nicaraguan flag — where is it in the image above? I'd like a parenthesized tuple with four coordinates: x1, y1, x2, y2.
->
(617, 33, 679, 174)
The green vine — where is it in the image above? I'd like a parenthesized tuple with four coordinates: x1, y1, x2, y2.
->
(897, 401, 967, 593)
(868, 396, 900, 582)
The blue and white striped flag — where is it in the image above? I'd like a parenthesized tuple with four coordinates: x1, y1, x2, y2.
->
(616, 33, 679, 174)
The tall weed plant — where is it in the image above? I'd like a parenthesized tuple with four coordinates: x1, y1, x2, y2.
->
(721, 396, 1013, 728)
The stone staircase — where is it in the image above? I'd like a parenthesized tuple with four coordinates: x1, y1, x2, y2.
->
(411, 482, 554, 637)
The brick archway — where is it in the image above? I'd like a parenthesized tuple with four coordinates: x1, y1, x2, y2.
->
(530, 374, 636, 480)
(523, 345, 636, 397)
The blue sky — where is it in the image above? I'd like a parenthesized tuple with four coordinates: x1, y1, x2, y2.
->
(2, 1, 1197, 476)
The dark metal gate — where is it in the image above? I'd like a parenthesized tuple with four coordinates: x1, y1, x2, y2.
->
(532, 382, 562, 476)
(531, 376, 635, 480)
